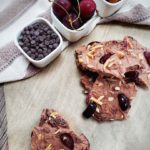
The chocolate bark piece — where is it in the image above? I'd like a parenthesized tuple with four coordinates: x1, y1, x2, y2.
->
(81, 75, 94, 92)
(85, 76, 137, 121)
(39, 109, 69, 128)
(76, 37, 150, 88)
(31, 109, 90, 150)
(75, 39, 126, 73)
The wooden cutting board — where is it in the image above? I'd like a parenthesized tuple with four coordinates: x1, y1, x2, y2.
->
(5, 24, 150, 150)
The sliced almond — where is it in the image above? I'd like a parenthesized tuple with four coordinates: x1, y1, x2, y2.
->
(87, 52, 94, 59)
(115, 86, 120, 91)
(87, 45, 91, 50)
(96, 107, 100, 113)
(138, 53, 144, 60)
(127, 39, 133, 49)
(86, 56, 89, 63)
(54, 129, 60, 134)
(45, 144, 52, 150)
(38, 134, 43, 140)
(108, 97, 114, 102)
(90, 96, 103, 106)
(78, 58, 83, 63)
(116, 51, 125, 59)
(98, 82, 103, 87)
(104, 59, 116, 70)
(87, 64, 95, 68)
(98, 95, 105, 101)
(50, 112, 58, 119)
(90, 45, 103, 51)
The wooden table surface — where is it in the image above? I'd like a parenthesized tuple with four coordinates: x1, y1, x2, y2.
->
(4, 24, 150, 150)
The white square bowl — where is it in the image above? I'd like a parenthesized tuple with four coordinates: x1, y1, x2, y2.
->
(95, 0, 126, 18)
(51, 8, 99, 42)
(15, 17, 63, 68)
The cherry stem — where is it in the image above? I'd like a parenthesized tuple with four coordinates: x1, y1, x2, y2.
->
(48, 0, 83, 31)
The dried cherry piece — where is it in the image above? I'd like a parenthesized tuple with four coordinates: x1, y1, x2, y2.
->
(83, 102, 97, 118)
(60, 133, 74, 149)
(124, 71, 139, 83)
(118, 93, 130, 111)
(99, 53, 113, 64)
(144, 51, 150, 66)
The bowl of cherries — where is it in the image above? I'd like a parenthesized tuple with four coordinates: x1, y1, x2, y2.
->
(51, 0, 98, 42)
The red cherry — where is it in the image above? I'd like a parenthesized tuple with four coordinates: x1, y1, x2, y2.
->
(52, 0, 72, 18)
(62, 13, 82, 30)
(79, 0, 96, 18)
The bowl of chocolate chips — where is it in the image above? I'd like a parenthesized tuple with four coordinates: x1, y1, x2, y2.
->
(15, 17, 63, 68)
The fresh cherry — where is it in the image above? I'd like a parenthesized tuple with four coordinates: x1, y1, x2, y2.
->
(52, 0, 72, 18)
(144, 51, 150, 66)
(79, 0, 96, 19)
(62, 13, 82, 29)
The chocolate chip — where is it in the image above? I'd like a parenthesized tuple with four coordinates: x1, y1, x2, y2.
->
(53, 43, 58, 49)
(49, 45, 53, 49)
(34, 31, 39, 36)
(38, 49, 43, 53)
(45, 40, 49, 46)
(56, 37, 60, 43)
(19, 41, 24, 46)
(31, 48, 36, 53)
(23, 47, 29, 52)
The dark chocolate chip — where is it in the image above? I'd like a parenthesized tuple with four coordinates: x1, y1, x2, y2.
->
(45, 40, 49, 46)
(34, 31, 39, 36)
(60, 133, 74, 150)
(53, 43, 58, 49)
(31, 54, 36, 59)
(83, 102, 97, 118)
(49, 45, 53, 49)
(31, 48, 36, 53)
(27, 51, 32, 56)
(38, 54, 44, 59)
(56, 37, 60, 43)
(38, 49, 43, 53)
(31, 40, 36, 45)
(51, 33, 57, 38)
(23, 47, 29, 52)
(26, 31, 30, 35)
(19, 41, 24, 46)
(118, 93, 130, 111)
